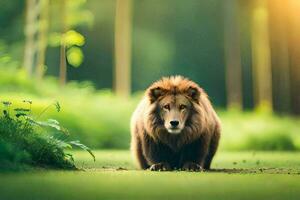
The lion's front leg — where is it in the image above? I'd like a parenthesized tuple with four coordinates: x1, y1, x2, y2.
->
(141, 134, 173, 171)
(181, 136, 210, 171)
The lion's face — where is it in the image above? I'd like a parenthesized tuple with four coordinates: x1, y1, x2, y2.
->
(158, 94, 192, 134)
(147, 76, 202, 135)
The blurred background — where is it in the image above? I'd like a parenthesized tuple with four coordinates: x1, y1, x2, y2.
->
(0, 0, 299, 151)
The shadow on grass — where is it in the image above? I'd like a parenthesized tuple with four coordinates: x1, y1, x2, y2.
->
(209, 168, 300, 175)
(84, 167, 300, 175)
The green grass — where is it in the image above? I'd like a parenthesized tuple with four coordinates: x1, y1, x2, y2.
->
(0, 150, 300, 200)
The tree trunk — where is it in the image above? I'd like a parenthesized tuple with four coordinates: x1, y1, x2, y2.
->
(224, 0, 243, 110)
(251, 0, 273, 112)
(59, 0, 67, 86)
(23, 0, 38, 76)
(114, 0, 132, 97)
(268, 0, 291, 114)
(36, 0, 49, 80)
(287, 0, 300, 115)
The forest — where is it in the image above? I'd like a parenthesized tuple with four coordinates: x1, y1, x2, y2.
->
(0, 0, 300, 200)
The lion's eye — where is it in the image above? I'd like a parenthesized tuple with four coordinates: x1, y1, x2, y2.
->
(163, 104, 170, 110)
(179, 104, 186, 110)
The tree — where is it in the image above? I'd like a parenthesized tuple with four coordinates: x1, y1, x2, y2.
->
(24, 0, 89, 83)
(59, 0, 67, 86)
(23, 0, 38, 76)
(251, 0, 273, 112)
(36, 0, 49, 80)
(114, 0, 132, 97)
(47, 0, 92, 86)
(223, 0, 243, 110)
(268, 0, 291, 114)
(287, 0, 300, 115)
(23, 0, 49, 79)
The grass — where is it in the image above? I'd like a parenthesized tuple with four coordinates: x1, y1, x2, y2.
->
(0, 150, 300, 200)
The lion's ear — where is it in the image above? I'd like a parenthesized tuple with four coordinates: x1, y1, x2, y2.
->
(148, 87, 165, 103)
(187, 86, 200, 102)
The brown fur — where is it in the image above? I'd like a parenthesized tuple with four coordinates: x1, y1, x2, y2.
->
(130, 76, 221, 171)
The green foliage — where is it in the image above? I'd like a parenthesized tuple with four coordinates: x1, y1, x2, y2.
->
(0, 68, 300, 151)
(49, 30, 85, 68)
(0, 41, 19, 69)
(0, 100, 95, 171)
(66, 0, 94, 28)
(64, 30, 85, 67)
(0, 67, 138, 149)
(64, 30, 85, 47)
(69, 140, 95, 161)
(46, 0, 93, 69)
(67, 46, 84, 67)
(244, 133, 296, 151)
(220, 111, 300, 151)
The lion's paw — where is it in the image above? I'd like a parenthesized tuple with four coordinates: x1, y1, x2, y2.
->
(149, 163, 171, 171)
(182, 162, 203, 172)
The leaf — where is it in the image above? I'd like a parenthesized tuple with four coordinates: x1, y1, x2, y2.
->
(3, 110, 8, 117)
(15, 113, 28, 118)
(69, 140, 95, 162)
(23, 100, 32, 104)
(14, 108, 30, 118)
(14, 108, 30, 112)
(48, 136, 72, 149)
(2, 101, 12, 106)
(54, 101, 61, 112)
(28, 118, 69, 135)
(49, 30, 85, 47)
(65, 153, 75, 162)
(67, 47, 84, 67)
(37, 101, 61, 119)
(47, 119, 60, 125)
(64, 30, 85, 47)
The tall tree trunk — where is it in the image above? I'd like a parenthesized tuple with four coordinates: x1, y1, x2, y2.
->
(114, 0, 132, 97)
(251, 0, 273, 112)
(36, 0, 49, 80)
(224, 0, 243, 110)
(287, 0, 300, 115)
(59, 0, 67, 86)
(23, 0, 38, 76)
(268, 0, 291, 114)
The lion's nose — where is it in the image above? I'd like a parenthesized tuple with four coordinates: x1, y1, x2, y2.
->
(170, 120, 179, 127)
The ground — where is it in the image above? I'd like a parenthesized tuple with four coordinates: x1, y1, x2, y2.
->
(1, 150, 300, 200)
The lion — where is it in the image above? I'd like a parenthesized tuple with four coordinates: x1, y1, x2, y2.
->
(130, 76, 221, 171)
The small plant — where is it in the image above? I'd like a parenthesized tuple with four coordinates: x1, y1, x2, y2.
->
(2, 101, 12, 117)
(0, 100, 95, 171)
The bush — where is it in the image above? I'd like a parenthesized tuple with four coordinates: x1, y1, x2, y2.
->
(0, 100, 94, 171)
(220, 111, 300, 151)
(243, 132, 296, 151)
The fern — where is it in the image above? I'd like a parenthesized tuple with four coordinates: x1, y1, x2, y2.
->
(0, 100, 95, 170)
(69, 140, 96, 161)
(28, 117, 69, 135)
